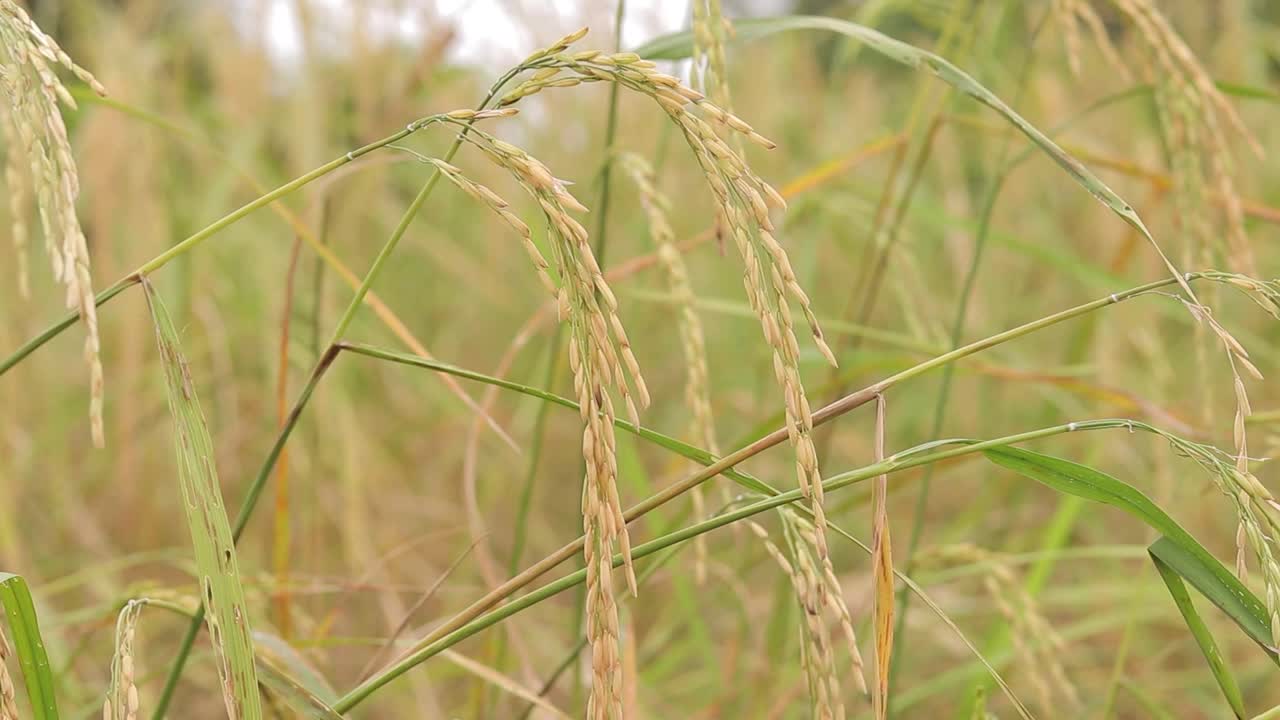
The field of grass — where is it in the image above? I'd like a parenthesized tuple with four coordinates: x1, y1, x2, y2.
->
(2, 1, 1280, 718)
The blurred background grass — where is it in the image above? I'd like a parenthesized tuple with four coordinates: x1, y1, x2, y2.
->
(2, 0, 1280, 717)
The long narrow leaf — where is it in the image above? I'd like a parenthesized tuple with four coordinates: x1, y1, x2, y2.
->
(1150, 548, 1246, 718)
(635, 15, 1190, 296)
(1149, 537, 1278, 662)
(142, 280, 262, 720)
(257, 661, 342, 720)
(0, 572, 58, 719)
(984, 447, 1279, 666)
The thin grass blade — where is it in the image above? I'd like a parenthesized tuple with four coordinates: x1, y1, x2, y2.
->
(142, 279, 262, 720)
(1150, 548, 1246, 718)
(254, 631, 338, 704)
(1148, 537, 1278, 662)
(257, 662, 342, 720)
(871, 395, 893, 720)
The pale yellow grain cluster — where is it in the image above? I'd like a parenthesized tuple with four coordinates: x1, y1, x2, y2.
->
(751, 511, 867, 719)
(1104, 1, 1266, 478)
(0, 625, 18, 720)
(510, 42, 840, 560)
(435, 111, 647, 719)
(0, 0, 107, 446)
(1099, 0, 1269, 595)
(102, 600, 144, 720)
(498, 44, 839, 558)
(918, 545, 1079, 714)
(1148, 416, 1280, 649)
(618, 152, 718, 582)
(1109, 0, 1261, 276)
(494, 29, 839, 714)
(1179, 260, 1264, 589)
(691, 0, 734, 110)
(1052, 0, 1129, 80)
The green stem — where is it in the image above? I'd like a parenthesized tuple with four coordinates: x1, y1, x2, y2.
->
(0, 127, 418, 377)
(0, 278, 134, 375)
(149, 64, 531, 719)
(334, 270, 1203, 704)
(334, 419, 1131, 712)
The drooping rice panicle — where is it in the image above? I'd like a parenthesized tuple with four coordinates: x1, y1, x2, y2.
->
(691, 0, 734, 111)
(426, 116, 648, 719)
(1053, 0, 1130, 81)
(917, 545, 1080, 714)
(1087, 0, 1268, 585)
(1, 114, 29, 299)
(102, 600, 145, 720)
(0, 624, 17, 720)
(0, 0, 107, 446)
(492, 32, 839, 570)
(750, 517, 846, 720)
(1109, 0, 1261, 275)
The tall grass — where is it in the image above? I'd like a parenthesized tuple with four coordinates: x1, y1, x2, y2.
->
(2, 1, 1279, 718)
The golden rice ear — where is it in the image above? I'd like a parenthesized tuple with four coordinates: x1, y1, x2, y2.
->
(1, 0, 107, 447)
(0, 624, 19, 720)
(104, 600, 145, 720)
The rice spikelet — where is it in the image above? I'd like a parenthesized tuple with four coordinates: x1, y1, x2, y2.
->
(481, 28, 838, 713)
(752, 511, 867, 719)
(103, 599, 145, 720)
(0, 0, 107, 446)
(1110, 0, 1261, 275)
(431, 119, 646, 719)
(917, 545, 1079, 713)
(0, 625, 18, 720)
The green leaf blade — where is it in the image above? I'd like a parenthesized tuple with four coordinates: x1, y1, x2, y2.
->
(1150, 547, 1246, 718)
(635, 15, 1182, 284)
(142, 281, 262, 720)
(0, 572, 58, 720)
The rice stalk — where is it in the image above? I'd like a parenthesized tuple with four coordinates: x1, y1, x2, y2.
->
(102, 600, 145, 720)
(0, 0, 107, 446)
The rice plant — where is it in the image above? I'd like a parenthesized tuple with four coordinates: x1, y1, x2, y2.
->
(2, 1, 1279, 718)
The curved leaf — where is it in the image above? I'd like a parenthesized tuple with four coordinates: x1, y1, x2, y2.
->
(636, 15, 1188, 294)
(1149, 537, 1278, 662)
(0, 572, 58, 719)
(1150, 547, 1246, 718)
(984, 447, 1279, 672)
(257, 661, 342, 720)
